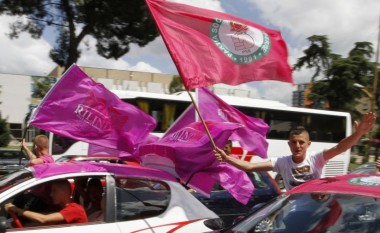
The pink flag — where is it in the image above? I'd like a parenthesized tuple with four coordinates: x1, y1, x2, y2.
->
(165, 87, 269, 158)
(88, 134, 159, 160)
(29, 64, 157, 152)
(139, 120, 254, 204)
(146, 0, 293, 90)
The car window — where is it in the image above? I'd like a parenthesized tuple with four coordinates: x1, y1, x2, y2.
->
(212, 172, 269, 191)
(247, 172, 270, 189)
(115, 177, 170, 221)
(231, 193, 380, 233)
(0, 149, 26, 157)
(1, 175, 107, 230)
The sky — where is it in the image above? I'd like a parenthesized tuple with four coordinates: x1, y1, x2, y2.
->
(0, 0, 379, 105)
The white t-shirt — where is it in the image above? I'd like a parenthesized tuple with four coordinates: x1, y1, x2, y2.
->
(271, 151, 326, 191)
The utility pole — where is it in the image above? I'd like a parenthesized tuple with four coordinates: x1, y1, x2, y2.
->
(372, 16, 380, 114)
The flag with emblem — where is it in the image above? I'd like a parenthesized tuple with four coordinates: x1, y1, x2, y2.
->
(29, 64, 157, 153)
(146, 0, 293, 89)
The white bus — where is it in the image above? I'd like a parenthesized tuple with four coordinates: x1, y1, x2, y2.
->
(49, 89, 352, 186)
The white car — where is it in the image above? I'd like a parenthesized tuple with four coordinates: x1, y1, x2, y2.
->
(0, 162, 221, 233)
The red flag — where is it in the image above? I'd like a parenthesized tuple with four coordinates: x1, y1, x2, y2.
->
(146, 0, 293, 89)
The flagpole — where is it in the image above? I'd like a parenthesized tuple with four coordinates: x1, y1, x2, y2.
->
(186, 89, 217, 149)
(19, 110, 32, 165)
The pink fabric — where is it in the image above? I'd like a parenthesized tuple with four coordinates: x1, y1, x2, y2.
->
(288, 174, 380, 198)
(27, 154, 54, 166)
(40, 154, 54, 163)
(146, 0, 293, 89)
(29, 65, 156, 153)
(139, 120, 254, 204)
(165, 87, 269, 158)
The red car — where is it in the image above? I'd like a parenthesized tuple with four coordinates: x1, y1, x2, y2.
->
(212, 173, 380, 233)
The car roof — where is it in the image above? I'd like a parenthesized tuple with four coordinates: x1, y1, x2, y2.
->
(287, 173, 380, 198)
(31, 162, 177, 182)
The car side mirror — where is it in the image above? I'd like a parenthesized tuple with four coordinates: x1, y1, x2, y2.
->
(0, 216, 8, 233)
(204, 217, 225, 230)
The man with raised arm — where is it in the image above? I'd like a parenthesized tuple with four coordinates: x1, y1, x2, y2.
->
(22, 134, 54, 166)
(215, 112, 376, 191)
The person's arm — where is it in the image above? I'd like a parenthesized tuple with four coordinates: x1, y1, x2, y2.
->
(5, 203, 65, 224)
(28, 158, 45, 166)
(21, 139, 37, 160)
(214, 147, 273, 172)
(376, 158, 380, 173)
(323, 112, 376, 161)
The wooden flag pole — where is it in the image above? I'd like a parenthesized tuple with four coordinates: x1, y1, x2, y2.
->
(186, 89, 217, 150)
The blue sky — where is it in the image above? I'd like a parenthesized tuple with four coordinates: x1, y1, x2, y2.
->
(0, 0, 379, 105)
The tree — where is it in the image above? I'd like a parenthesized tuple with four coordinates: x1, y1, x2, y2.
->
(293, 35, 336, 82)
(294, 35, 375, 115)
(313, 42, 374, 113)
(0, 0, 159, 69)
(32, 76, 56, 98)
(0, 116, 11, 147)
(169, 75, 185, 93)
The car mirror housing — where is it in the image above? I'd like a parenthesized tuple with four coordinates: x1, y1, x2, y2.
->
(203, 217, 225, 230)
(0, 216, 8, 232)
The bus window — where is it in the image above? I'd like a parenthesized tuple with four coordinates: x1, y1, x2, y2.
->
(123, 98, 190, 133)
(237, 107, 346, 143)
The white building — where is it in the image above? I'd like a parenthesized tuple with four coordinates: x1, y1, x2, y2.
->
(0, 73, 32, 140)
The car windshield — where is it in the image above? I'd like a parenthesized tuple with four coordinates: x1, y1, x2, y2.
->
(0, 168, 33, 193)
(229, 192, 380, 233)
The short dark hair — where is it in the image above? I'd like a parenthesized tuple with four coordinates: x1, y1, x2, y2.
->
(52, 179, 72, 194)
(289, 126, 308, 138)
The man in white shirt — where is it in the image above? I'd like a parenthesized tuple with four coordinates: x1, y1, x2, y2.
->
(215, 112, 376, 191)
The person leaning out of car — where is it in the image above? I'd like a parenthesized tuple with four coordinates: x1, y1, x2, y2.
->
(22, 135, 54, 166)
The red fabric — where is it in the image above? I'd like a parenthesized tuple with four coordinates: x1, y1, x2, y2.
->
(146, 0, 293, 89)
(288, 174, 380, 198)
(60, 203, 88, 223)
(307, 200, 342, 233)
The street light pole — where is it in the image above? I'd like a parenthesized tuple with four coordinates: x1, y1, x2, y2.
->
(353, 83, 374, 112)
(372, 15, 380, 114)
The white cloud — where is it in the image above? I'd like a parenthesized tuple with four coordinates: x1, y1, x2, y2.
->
(248, 0, 380, 58)
(129, 62, 162, 73)
(1, 0, 379, 107)
(169, 0, 225, 12)
(0, 15, 55, 76)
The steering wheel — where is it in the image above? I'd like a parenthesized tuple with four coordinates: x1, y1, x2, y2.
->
(9, 211, 23, 228)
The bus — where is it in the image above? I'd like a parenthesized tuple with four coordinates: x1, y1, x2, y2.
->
(49, 89, 352, 185)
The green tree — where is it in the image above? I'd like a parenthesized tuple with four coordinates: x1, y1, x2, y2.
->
(312, 42, 374, 113)
(0, 116, 11, 147)
(169, 75, 185, 93)
(32, 76, 55, 98)
(294, 35, 375, 115)
(0, 0, 159, 69)
(293, 35, 336, 82)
